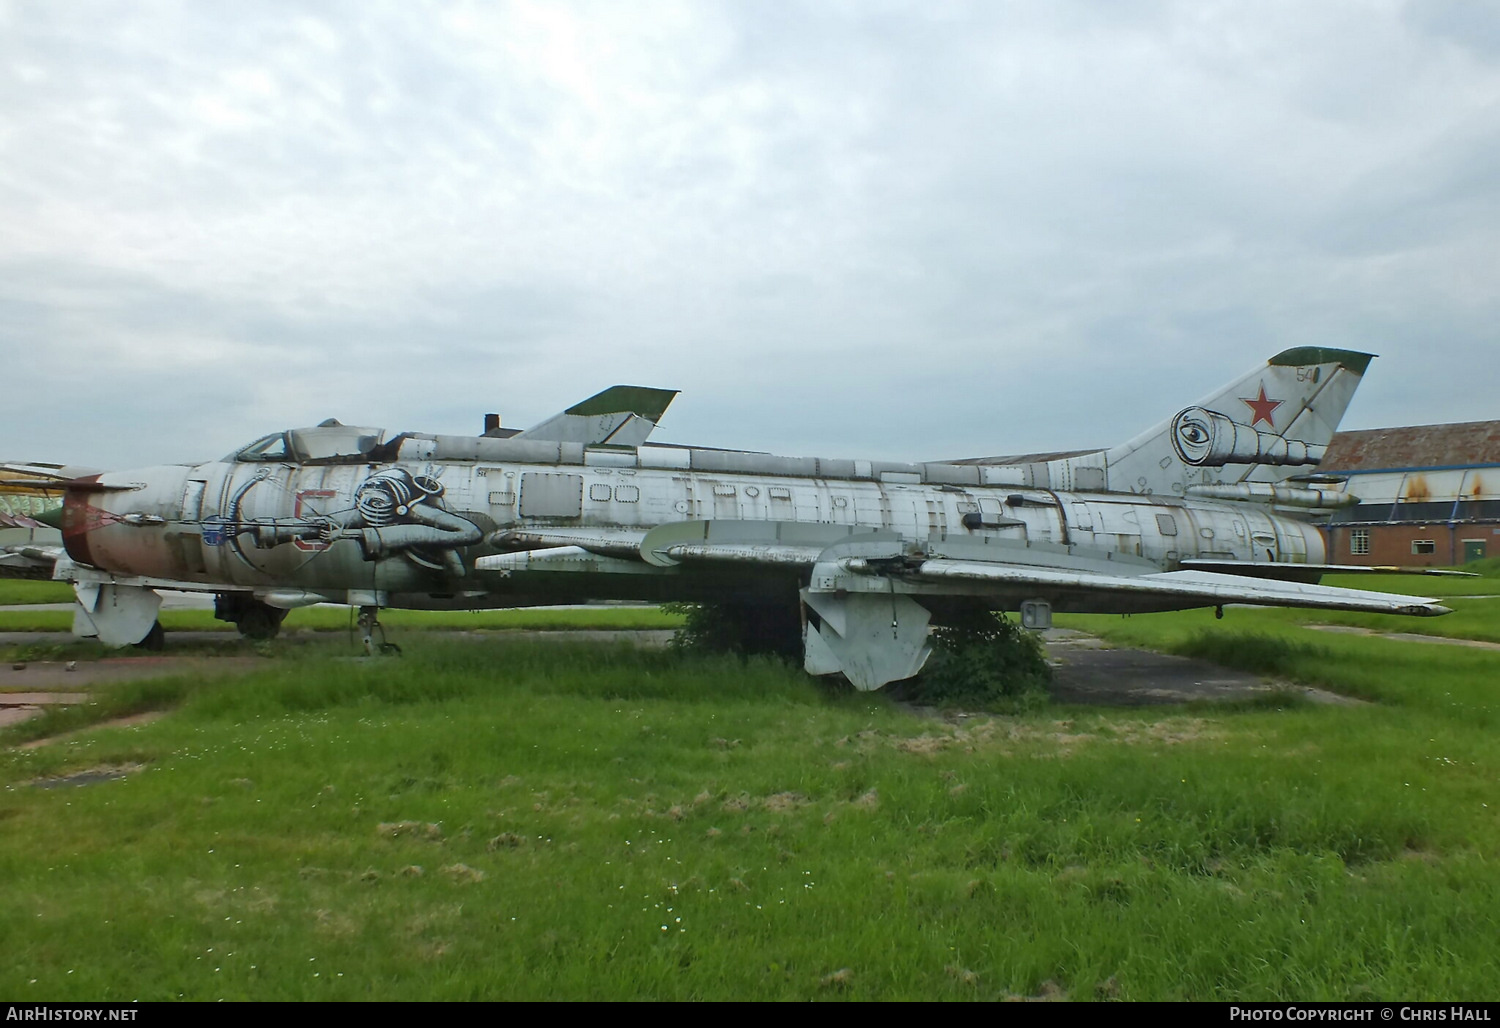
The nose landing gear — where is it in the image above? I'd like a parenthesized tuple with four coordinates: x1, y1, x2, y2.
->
(357, 606, 401, 656)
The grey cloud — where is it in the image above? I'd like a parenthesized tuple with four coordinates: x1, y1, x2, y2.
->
(1403, 0, 1500, 63)
(1, 1, 1496, 473)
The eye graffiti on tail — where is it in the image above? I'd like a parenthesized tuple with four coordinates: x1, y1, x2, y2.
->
(1170, 405, 1324, 468)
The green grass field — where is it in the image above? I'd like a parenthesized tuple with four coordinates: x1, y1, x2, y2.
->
(0, 579, 74, 605)
(3, 581, 1499, 1000)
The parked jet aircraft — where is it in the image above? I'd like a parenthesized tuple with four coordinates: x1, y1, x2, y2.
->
(0, 349, 1455, 689)
(0, 385, 675, 586)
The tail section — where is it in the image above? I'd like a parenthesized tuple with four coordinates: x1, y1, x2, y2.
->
(1099, 348, 1374, 496)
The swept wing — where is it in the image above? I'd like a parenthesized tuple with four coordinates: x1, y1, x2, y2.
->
(483, 519, 1452, 616)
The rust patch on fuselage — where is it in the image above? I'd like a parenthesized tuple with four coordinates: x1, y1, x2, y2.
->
(60, 477, 104, 568)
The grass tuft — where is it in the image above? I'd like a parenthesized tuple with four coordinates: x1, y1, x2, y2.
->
(1172, 630, 1335, 678)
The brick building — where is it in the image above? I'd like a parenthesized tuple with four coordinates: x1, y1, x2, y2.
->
(1320, 421, 1500, 566)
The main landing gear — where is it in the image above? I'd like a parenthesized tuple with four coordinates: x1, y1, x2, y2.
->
(214, 594, 289, 641)
(132, 620, 165, 651)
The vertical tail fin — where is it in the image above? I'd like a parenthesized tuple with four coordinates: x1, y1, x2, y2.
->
(1100, 348, 1375, 496)
(508, 385, 679, 448)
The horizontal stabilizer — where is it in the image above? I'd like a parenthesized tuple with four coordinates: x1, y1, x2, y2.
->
(1, 462, 102, 493)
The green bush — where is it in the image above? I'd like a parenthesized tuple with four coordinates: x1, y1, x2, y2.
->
(908, 610, 1052, 710)
(664, 601, 804, 662)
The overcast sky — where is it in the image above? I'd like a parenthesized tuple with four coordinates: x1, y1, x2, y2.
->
(3, 0, 1497, 469)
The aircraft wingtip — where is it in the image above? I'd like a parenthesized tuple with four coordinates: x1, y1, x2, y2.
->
(1410, 603, 1453, 617)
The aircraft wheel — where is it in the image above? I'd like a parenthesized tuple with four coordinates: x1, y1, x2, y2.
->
(237, 604, 286, 641)
(133, 620, 165, 652)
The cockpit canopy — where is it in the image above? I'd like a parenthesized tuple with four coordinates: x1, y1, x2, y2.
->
(229, 422, 389, 464)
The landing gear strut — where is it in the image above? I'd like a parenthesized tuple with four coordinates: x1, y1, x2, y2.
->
(357, 606, 401, 656)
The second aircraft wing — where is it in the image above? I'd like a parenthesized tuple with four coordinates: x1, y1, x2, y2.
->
(483, 518, 1452, 618)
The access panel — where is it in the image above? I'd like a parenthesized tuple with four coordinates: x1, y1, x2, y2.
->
(520, 473, 584, 518)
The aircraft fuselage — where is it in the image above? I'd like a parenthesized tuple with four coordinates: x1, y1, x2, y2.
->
(60, 446, 1325, 616)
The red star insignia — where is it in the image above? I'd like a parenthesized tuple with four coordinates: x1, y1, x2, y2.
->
(1240, 384, 1282, 429)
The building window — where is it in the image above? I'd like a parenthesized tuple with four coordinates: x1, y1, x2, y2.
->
(1412, 539, 1436, 555)
(1350, 529, 1370, 556)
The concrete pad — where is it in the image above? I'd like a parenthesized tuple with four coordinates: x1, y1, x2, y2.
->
(0, 691, 89, 705)
(0, 706, 45, 728)
(1042, 631, 1359, 706)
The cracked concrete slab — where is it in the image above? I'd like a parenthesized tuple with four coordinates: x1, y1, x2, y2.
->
(1041, 630, 1360, 706)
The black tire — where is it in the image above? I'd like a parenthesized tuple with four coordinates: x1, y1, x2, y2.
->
(133, 620, 165, 651)
(237, 604, 287, 640)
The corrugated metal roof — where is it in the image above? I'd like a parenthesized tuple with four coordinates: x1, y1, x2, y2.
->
(1320, 421, 1500, 472)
